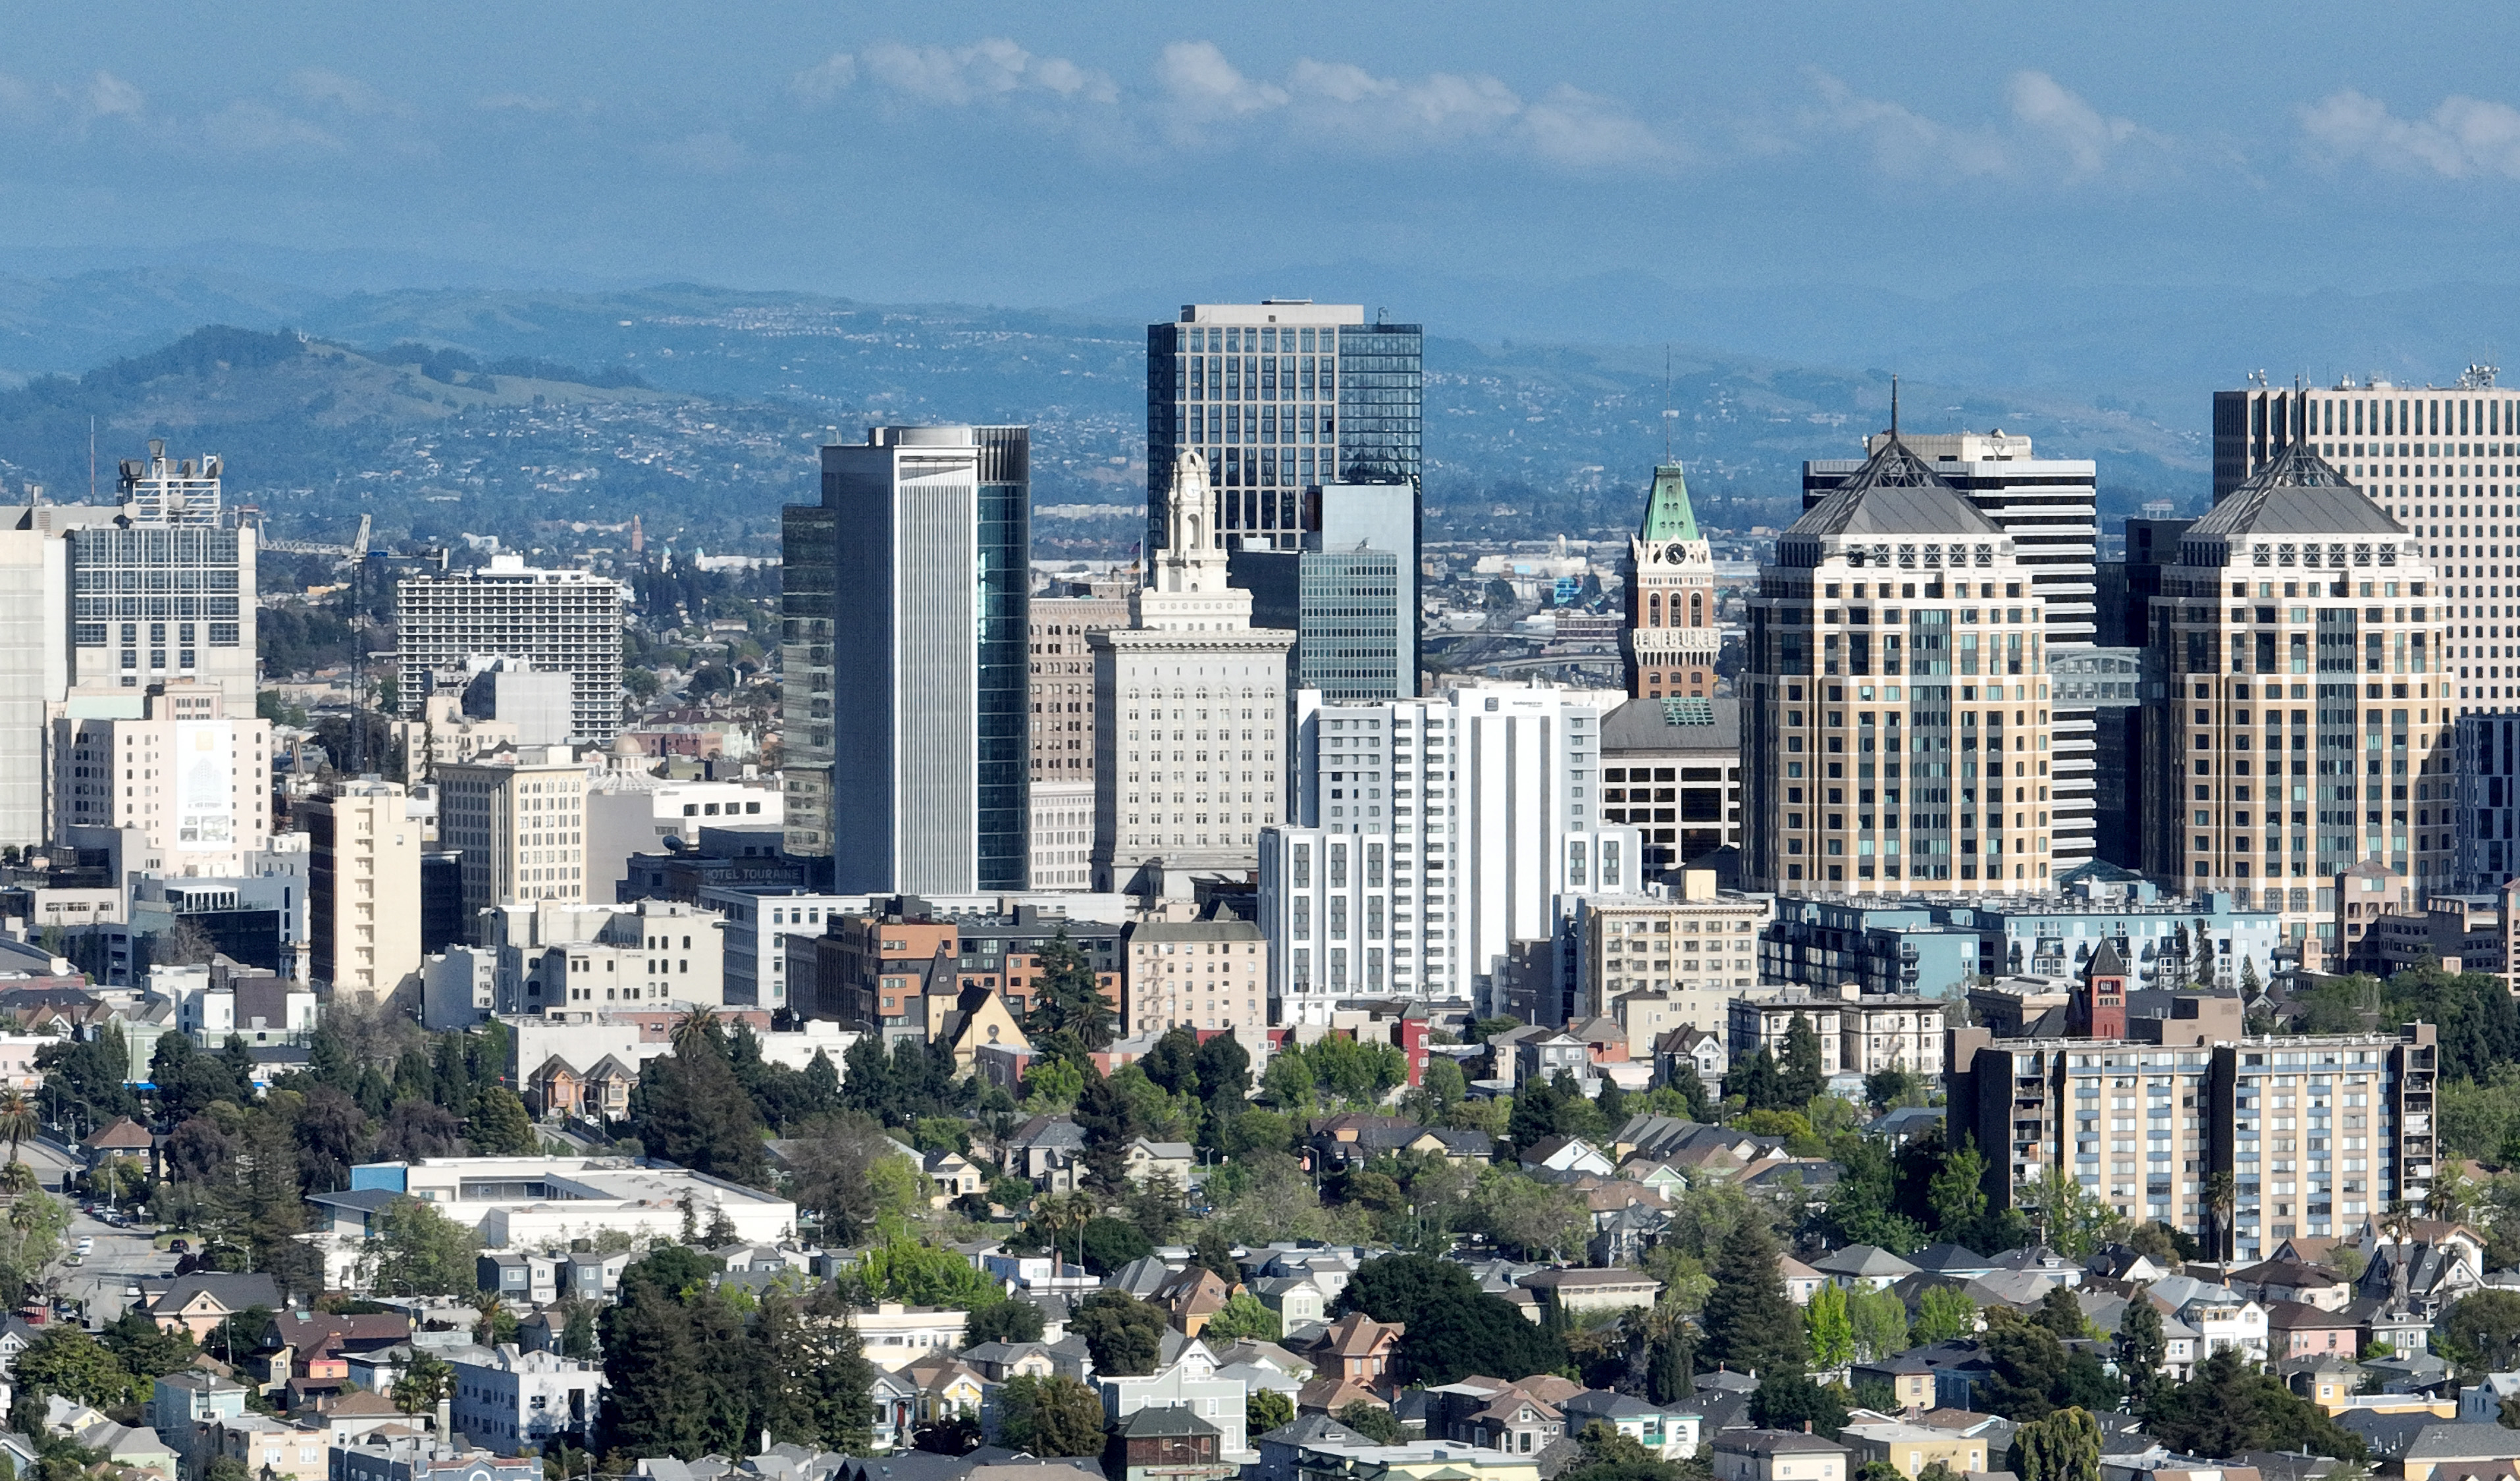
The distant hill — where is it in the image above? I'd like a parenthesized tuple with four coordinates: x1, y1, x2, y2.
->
(0, 275, 2220, 554)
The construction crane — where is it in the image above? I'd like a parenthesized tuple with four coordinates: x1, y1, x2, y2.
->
(261, 513, 371, 557)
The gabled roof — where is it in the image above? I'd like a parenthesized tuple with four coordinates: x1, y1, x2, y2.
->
(1257, 1413, 1370, 1448)
(1812, 1245, 1919, 1280)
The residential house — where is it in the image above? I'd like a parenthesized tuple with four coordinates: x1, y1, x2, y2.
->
(1301, 1314, 1404, 1411)
(1779, 1257, 1827, 1307)
(1519, 1270, 1661, 1318)
(1849, 1355, 1937, 1414)
(2403, 1424, 2520, 1481)
(923, 1151, 986, 1207)
(151, 1372, 246, 1477)
(1836, 1417, 1990, 1478)
(1558, 1390, 1701, 1459)
(1713, 1430, 1851, 1481)
(2265, 1301, 2361, 1361)
(1652, 1028, 1725, 1092)
(1111, 1407, 1236, 1481)
(207, 1415, 327, 1481)
(1003, 1117, 1088, 1193)
(444, 1344, 604, 1457)
(1124, 1140, 1197, 1187)
(901, 1356, 987, 1425)
(870, 1370, 918, 1452)
(1251, 1278, 1328, 1330)
(2229, 1259, 2353, 1312)
(858, 1305, 972, 1370)
(141, 1274, 286, 1339)
(963, 1342, 1058, 1383)
(1155, 1268, 1235, 1338)
(1518, 1136, 1614, 1183)
(1099, 1341, 1250, 1458)
(1812, 1246, 1919, 1292)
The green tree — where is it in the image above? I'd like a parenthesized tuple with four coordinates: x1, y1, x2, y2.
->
(2009, 1407, 2103, 1481)
(361, 1195, 481, 1296)
(1929, 1139, 1990, 1243)
(2118, 1294, 2166, 1405)
(1558, 1420, 1687, 1481)
(1248, 1388, 1295, 1435)
(466, 1085, 538, 1156)
(1700, 1218, 1802, 1378)
(1074, 1072, 1142, 1192)
(1779, 1014, 1825, 1106)
(2141, 1349, 2368, 1460)
(1806, 1282, 1856, 1370)
(1750, 1374, 1849, 1437)
(2441, 1290, 2520, 1372)
(1072, 1291, 1167, 1376)
(98, 1310, 198, 1379)
(11, 1328, 137, 1409)
(629, 1022, 770, 1187)
(1080, 1216, 1155, 1275)
(1202, 1292, 1282, 1343)
(994, 1374, 1107, 1458)
(1846, 1286, 1910, 1363)
(2035, 1285, 2089, 1341)
(1027, 929, 1115, 1052)
(964, 1299, 1047, 1347)
(1336, 1402, 1407, 1445)
(1980, 1309, 2069, 1422)
(1731, 1049, 1787, 1112)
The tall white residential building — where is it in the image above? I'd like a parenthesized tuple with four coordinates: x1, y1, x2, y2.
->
(394, 556, 625, 744)
(0, 506, 85, 848)
(51, 681, 271, 876)
(1257, 685, 1641, 1021)
(1806, 429, 2099, 868)
(1029, 777, 1095, 891)
(303, 779, 423, 1000)
(1091, 451, 1296, 891)
(781, 425, 1030, 893)
(435, 748, 591, 914)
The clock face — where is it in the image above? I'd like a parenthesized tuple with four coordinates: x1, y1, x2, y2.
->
(1664, 542, 1685, 563)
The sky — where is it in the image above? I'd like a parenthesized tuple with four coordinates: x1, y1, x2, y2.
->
(5, 3, 2520, 319)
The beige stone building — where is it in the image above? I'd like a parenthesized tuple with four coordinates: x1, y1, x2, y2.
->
(1121, 908, 1268, 1039)
(435, 746, 591, 914)
(2139, 442, 2446, 963)
(1568, 870, 1772, 1020)
(391, 693, 520, 787)
(1726, 990, 1945, 1080)
(1091, 452, 1294, 890)
(1746, 425, 2057, 894)
(303, 779, 422, 1000)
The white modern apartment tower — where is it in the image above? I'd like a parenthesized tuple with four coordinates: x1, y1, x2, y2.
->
(1257, 684, 1641, 1021)
(1806, 429, 2099, 868)
(395, 556, 626, 744)
(1092, 451, 1296, 891)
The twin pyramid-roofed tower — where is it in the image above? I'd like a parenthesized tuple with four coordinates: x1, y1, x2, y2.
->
(1745, 395, 2059, 895)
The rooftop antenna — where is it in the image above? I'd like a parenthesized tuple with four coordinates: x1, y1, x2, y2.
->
(87, 417, 95, 502)
(1890, 375, 1900, 438)
(1662, 348, 1676, 464)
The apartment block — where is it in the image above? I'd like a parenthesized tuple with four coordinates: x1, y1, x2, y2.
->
(1120, 910, 1268, 1039)
(1748, 427, 2059, 893)
(434, 748, 591, 914)
(391, 694, 521, 787)
(1257, 685, 1639, 1021)
(1565, 872, 1771, 1020)
(1807, 429, 2098, 868)
(1030, 777, 1094, 891)
(1031, 583, 1129, 785)
(394, 556, 625, 744)
(1727, 991, 1945, 1081)
(51, 680, 271, 875)
(481, 898, 725, 1014)
(701, 887, 861, 1009)
(1949, 978, 2440, 1259)
(2138, 443, 2448, 963)
(303, 779, 423, 999)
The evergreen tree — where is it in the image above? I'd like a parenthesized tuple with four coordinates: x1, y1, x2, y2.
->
(1731, 1049, 1786, 1112)
(466, 1086, 538, 1156)
(2008, 1407, 2103, 1481)
(1929, 1139, 1990, 1244)
(994, 1374, 1106, 1458)
(1647, 1330, 1691, 1405)
(1072, 1292, 1167, 1376)
(1027, 929, 1115, 1051)
(1700, 1219, 1802, 1378)
(1074, 1072, 1141, 1191)
(1779, 1014, 1825, 1105)
(2118, 1294, 2166, 1405)
(631, 1031, 769, 1187)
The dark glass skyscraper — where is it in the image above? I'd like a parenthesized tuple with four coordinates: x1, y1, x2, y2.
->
(780, 425, 1028, 892)
(1146, 303, 1421, 554)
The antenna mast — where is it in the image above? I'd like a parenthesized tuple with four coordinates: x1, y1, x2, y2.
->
(1662, 348, 1675, 464)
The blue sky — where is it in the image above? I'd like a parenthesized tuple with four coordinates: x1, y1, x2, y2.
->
(5, 2, 2520, 317)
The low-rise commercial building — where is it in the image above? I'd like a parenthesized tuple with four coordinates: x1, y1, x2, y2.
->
(1729, 991, 1945, 1080)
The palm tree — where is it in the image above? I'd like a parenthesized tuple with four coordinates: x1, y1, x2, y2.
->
(0, 1089, 39, 1172)
(669, 1005, 718, 1056)
(2202, 1171, 2236, 1268)
(1039, 1189, 1094, 1277)
(2382, 1198, 2415, 1307)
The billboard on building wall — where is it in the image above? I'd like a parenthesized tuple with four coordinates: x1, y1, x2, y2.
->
(174, 722, 235, 852)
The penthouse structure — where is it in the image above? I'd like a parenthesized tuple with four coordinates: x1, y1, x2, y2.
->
(395, 556, 625, 744)
(1749, 413, 2057, 894)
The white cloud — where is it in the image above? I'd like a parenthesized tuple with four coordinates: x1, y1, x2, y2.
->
(791, 52, 857, 103)
(2301, 88, 2520, 178)
(2006, 70, 2163, 177)
(860, 38, 1115, 106)
(1802, 70, 2166, 182)
(1157, 41, 1286, 120)
(84, 70, 143, 118)
(1159, 41, 1680, 169)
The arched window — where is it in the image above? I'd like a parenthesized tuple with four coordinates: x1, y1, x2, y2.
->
(1648, 594, 1663, 628)
(1691, 592, 1704, 627)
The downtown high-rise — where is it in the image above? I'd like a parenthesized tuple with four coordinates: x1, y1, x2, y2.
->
(1144, 302, 1421, 553)
(782, 425, 1030, 893)
(1750, 425, 2060, 894)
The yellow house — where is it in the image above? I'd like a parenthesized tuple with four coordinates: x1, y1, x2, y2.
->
(1837, 1419, 1989, 1478)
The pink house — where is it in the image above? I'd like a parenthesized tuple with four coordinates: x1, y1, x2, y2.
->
(2264, 1299, 2359, 1359)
